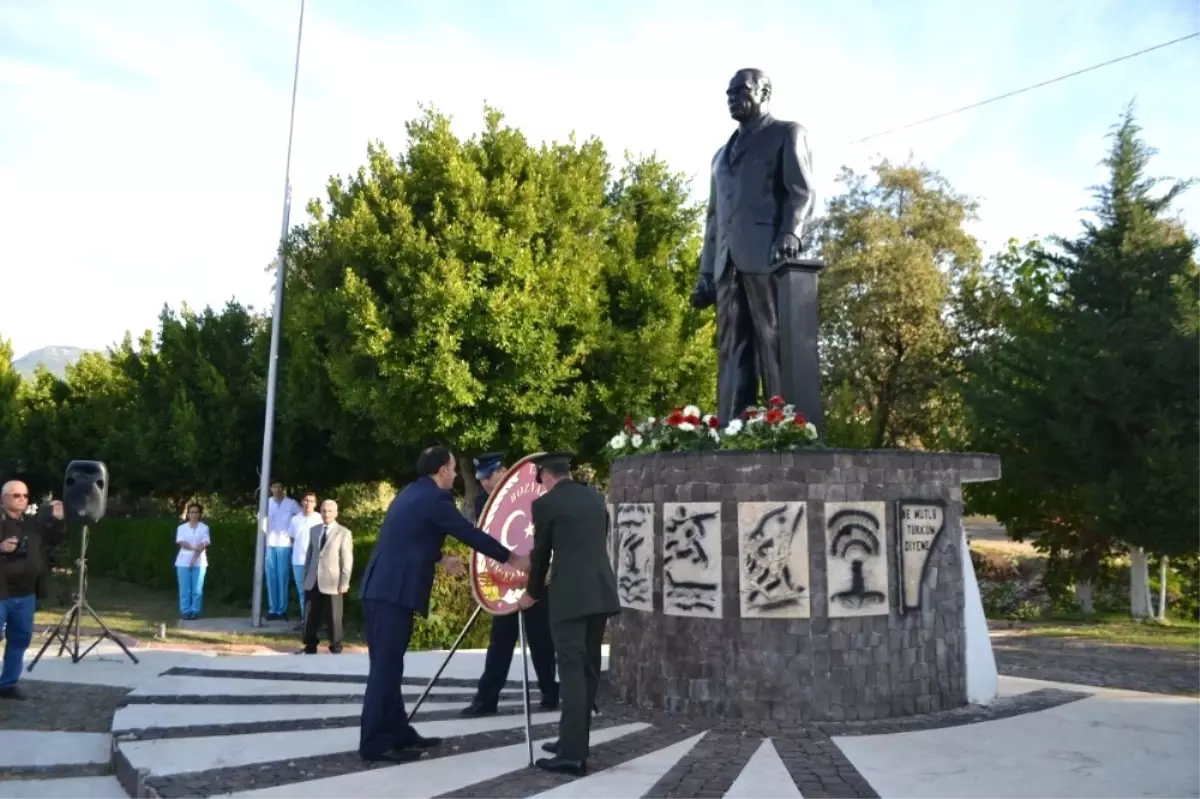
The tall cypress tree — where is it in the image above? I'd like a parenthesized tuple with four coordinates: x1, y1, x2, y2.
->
(964, 105, 1199, 611)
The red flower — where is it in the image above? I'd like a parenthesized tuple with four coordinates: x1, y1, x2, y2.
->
(767, 395, 785, 408)
(740, 407, 760, 420)
(765, 408, 785, 425)
(793, 412, 807, 426)
(666, 410, 684, 427)
(684, 414, 701, 426)
(624, 415, 634, 431)
(707, 416, 720, 429)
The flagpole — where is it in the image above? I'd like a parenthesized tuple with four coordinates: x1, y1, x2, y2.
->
(253, 0, 306, 627)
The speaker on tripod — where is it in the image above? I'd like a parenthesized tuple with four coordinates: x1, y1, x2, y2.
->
(27, 460, 139, 670)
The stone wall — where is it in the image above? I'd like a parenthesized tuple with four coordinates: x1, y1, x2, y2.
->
(606, 449, 1001, 722)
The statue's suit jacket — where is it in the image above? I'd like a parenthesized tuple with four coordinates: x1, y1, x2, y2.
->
(700, 114, 816, 283)
(525, 480, 620, 625)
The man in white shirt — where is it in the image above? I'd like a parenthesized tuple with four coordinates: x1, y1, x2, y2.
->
(265, 479, 301, 621)
(288, 492, 321, 628)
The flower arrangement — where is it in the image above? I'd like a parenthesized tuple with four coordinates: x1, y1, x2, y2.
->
(607, 396, 820, 457)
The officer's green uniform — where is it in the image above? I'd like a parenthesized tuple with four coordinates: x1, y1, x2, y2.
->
(525, 453, 620, 767)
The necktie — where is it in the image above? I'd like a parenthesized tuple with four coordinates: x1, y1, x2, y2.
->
(320, 525, 328, 549)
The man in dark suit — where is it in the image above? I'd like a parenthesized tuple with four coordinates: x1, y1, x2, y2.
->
(357, 445, 531, 763)
(516, 452, 620, 776)
(461, 452, 559, 717)
(691, 67, 816, 425)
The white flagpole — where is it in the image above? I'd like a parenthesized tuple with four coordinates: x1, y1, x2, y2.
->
(252, 0, 306, 627)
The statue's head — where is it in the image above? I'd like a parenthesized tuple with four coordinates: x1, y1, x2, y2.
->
(726, 68, 771, 123)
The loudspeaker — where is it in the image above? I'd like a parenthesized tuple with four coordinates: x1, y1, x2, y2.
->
(63, 460, 109, 524)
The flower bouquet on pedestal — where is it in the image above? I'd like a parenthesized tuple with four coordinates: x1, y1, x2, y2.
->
(606, 396, 821, 458)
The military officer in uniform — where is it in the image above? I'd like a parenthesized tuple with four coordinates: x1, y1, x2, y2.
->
(517, 452, 620, 776)
(461, 452, 560, 716)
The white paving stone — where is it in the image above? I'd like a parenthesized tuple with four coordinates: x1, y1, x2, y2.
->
(835, 691, 1200, 798)
(221, 723, 651, 798)
(111, 699, 524, 730)
(0, 775, 127, 798)
(724, 739, 803, 798)
(0, 731, 110, 768)
(119, 711, 560, 776)
(529, 732, 707, 799)
(128, 674, 515, 697)
(21, 647, 216, 688)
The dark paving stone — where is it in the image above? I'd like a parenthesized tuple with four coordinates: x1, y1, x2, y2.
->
(819, 688, 1089, 737)
(0, 679, 129, 733)
(774, 735, 880, 798)
(0, 762, 113, 780)
(643, 730, 763, 798)
(994, 635, 1200, 696)
(437, 723, 701, 798)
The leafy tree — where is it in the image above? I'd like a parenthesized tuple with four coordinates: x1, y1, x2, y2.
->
(279, 106, 715, 486)
(962, 107, 1199, 613)
(816, 160, 981, 448)
(0, 336, 21, 478)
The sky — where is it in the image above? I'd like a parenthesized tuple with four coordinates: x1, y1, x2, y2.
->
(1, 0, 1198, 358)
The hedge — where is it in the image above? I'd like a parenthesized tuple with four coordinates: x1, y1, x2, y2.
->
(62, 515, 494, 651)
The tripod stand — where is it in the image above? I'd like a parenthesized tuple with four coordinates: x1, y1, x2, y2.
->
(27, 524, 140, 670)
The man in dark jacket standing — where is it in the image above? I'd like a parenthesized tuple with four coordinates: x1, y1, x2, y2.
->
(1, 480, 66, 700)
(517, 453, 620, 776)
(357, 446, 530, 763)
(461, 452, 559, 717)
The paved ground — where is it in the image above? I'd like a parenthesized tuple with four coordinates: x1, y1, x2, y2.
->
(2, 634, 1196, 799)
(992, 634, 1200, 696)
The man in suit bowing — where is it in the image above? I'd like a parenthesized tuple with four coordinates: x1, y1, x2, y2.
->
(357, 445, 531, 764)
(691, 67, 816, 425)
(516, 452, 620, 776)
(301, 499, 353, 654)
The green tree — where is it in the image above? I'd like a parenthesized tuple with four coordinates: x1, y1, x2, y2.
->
(816, 160, 981, 448)
(962, 107, 1199, 613)
(280, 107, 714, 485)
(0, 336, 21, 478)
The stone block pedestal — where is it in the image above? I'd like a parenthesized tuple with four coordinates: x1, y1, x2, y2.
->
(606, 448, 1001, 722)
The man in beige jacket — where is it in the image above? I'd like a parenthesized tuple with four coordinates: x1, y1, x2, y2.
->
(302, 500, 353, 654)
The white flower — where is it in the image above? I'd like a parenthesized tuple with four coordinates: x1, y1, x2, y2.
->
(746, 414, 762, 426)
(610, 432, 629, 450)
(783, 403, 796, 416)
(805, 422, 818, 438)
(678, 422, 696, 432)
(701, 413, 717, 428)
(709, 427, 721, 442)
(646, 416, 657, 425)
(724, 419, 744, 436)
(682, 405, 701, 419)
(631, 433, 644, 447)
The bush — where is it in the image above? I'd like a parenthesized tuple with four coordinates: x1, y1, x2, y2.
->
(56, 514, 493, 651)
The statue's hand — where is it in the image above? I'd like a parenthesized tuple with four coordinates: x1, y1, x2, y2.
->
(691, 275, 716, 309)
(770, 233, 801, 265)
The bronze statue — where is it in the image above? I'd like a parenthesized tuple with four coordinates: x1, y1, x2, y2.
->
(692, 68, 816, 425)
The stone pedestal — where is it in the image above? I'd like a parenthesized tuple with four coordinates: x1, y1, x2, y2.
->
(774, 258, 825, 429)
(606, 448, 1001, 722)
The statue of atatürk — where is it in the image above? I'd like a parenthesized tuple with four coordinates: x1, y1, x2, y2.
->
(692, 68, 815, 425)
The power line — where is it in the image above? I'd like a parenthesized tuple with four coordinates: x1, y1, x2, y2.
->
(845, 32, 1199, 147)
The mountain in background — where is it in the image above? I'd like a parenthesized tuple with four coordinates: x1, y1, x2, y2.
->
(12, 345, 89, 379)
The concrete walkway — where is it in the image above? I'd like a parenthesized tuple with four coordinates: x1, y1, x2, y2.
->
(5, 641, 1198, 798)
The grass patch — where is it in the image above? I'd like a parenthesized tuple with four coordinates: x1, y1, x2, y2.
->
(1003, 613, 1200, 649)
(34, 571, 366, 650)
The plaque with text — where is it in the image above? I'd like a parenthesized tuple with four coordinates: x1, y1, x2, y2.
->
(897, 499, 947, 613)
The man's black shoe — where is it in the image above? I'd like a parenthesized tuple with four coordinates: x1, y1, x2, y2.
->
(406, 734, 442, 749)
(542, 740, 558, 754)
(360, 747, 422, 763)
(539, 696, 559, 711)
(460, 700, 498, 717)
(535, 756, 586, 776)
(0, 686, 27, 700)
